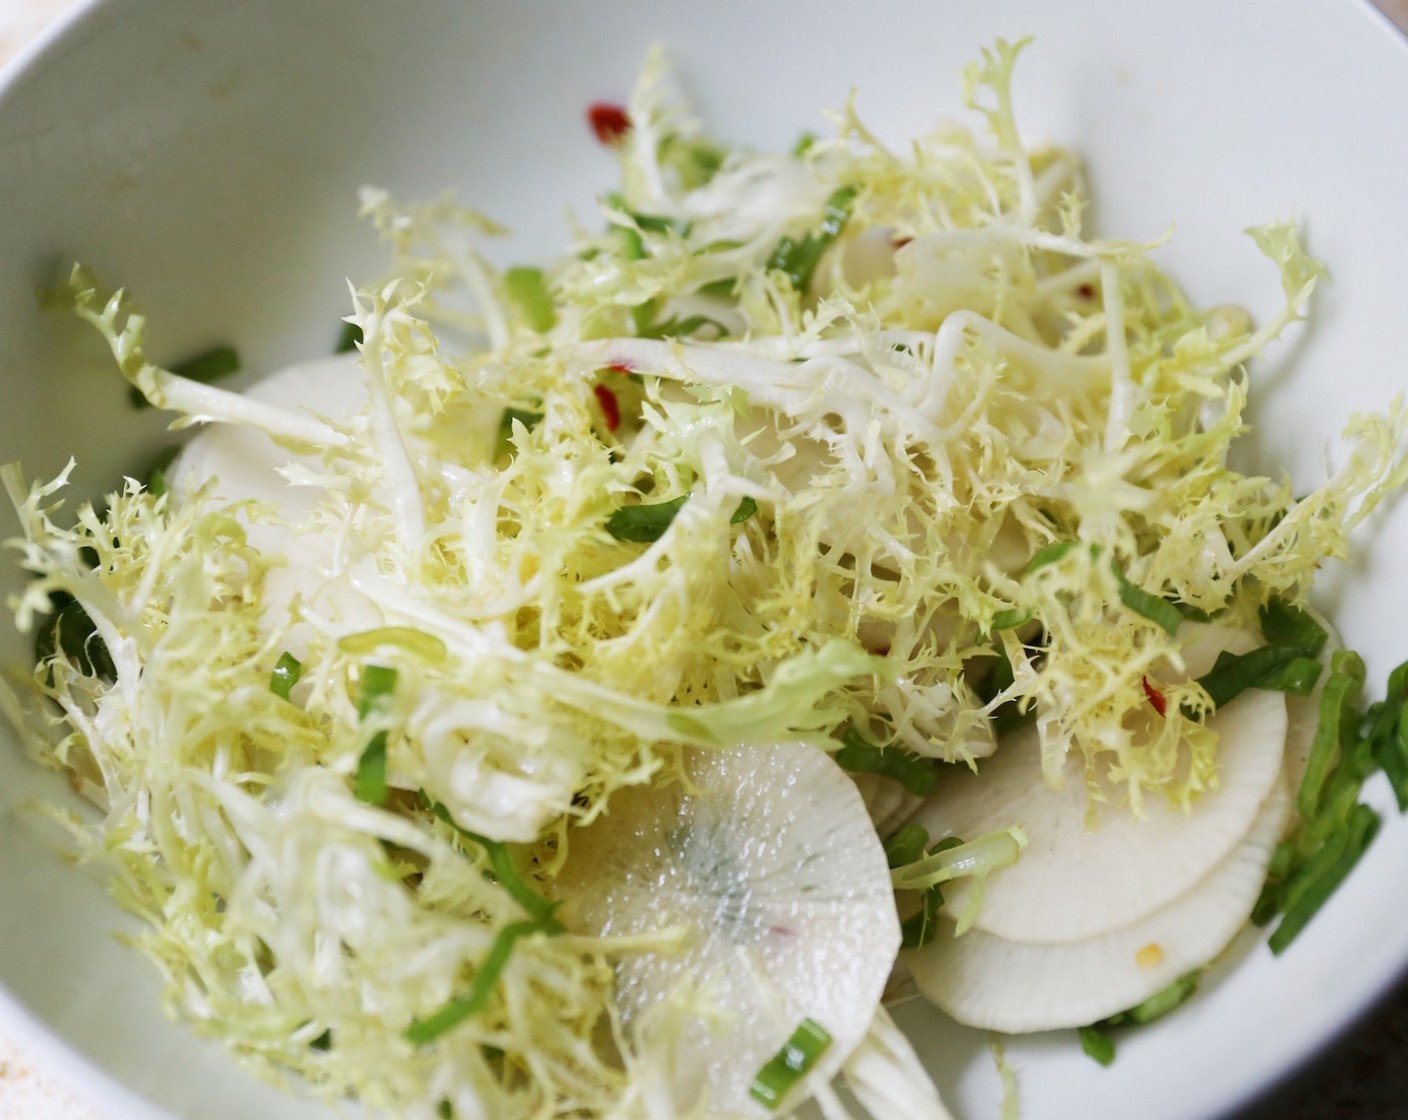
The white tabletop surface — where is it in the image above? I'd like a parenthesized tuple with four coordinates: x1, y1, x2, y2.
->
(3, 1, 1408, 1118)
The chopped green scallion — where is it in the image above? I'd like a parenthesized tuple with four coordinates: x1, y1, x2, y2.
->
(495, 407, 544, 459)
(357, 664, 399, 720)
(269, 651, 303, 701)
(1113, 567, 1183, 636)
(355, 733, 389, 805)
(353, 665, 398, 805)
(1267, 803, 1379, 954)
(730, 496, 759, 525)
(1296, 650, 1366, 819)
(988, 607, 1032, 632)
(1195, 643, 1326, 709)
(1078, 970, 1201, 1065)
(606, 495, 688, 542)
(421, 793, 563, 931)
(748, 1018, 832, 1109)
(1078, 1024, 1116, 1066)
(504, 267, 556, 333)
(883, 823, 930, 869)
(765, 185, 857, 293)
(899, 881, 945, 949)
(34, 594, 115, 681)
(834, 726, 938, 797)
(1123, 970, 1201, 1023)
(1023, 539, 1078, 574)
(335, 321, 363, 353)
(404, 920, 541, 1045)
(1258, 597, 1328, 657)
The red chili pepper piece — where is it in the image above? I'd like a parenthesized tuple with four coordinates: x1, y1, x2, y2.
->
(1076, 282, 1097, 301)
(587, 102, 632, 145)
(593, 383, 621, 431)
(1142, 675, 1168, 718)
(605, 361, 634, 375)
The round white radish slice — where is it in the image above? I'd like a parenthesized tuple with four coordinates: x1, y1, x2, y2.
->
(850, 771, 925, 840)
(910, 686, 1287, 944)
(172, 354, 376, 639)
(907, 771, 1292, 1032)
(555, 740, 900, 1117)
(172, 353, 366, 526)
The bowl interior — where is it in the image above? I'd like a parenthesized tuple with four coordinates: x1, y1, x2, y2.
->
(3, 2, 1408, 1118)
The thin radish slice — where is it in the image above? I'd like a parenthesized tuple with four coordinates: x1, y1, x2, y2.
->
(842, 1005, 955, 1120)
(907, 772, 1292, 1032)
(907, 626, 1289, 944)
(555, 740, 900, 1117)
(850, 771, 925, 840)
(172, 353, 366, 522)
(172, 354, 376, 641)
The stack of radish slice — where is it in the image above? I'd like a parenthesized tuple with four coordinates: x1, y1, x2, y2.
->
(905, 624, 1307, 1032)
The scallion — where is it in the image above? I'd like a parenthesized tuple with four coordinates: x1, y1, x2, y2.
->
(1023, 539, 1078, 574)
(1077, 970, 1200, 1065)
(269, 651, 303, 701)
(404, 920, 540, 1045)
(765, 186, 857, 293)
(33, 593, 116, 681)
(605, 495, 688, 542)
(1078, 1024, 1116, 1066)
(334, 321, 363, 353)
(748, 1018, 832, 1109)
(834, 726, 938, 797)
(495, 406, 544, 459)
(730, 496, 759, 525)
(1113, 567, 1183, 636)
(883, 823, 930, 869)
(421, 793, 563, 931)
(504, 266, 556, 333)
(353, 665, 398, 805)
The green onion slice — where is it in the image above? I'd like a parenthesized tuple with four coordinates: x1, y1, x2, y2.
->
(404, 920, 541, 1045)
(883, 823, 929, 869)
(834, 726, 938, 797)
(1078, 1024, 1116, 1066)
(606, 495, 688, 542)
(1195, 643, 1325, 709)
(1023, 539, 1078, 574)
(1258, 597, 1328, 656)
(748, 1018, 833, 1109)
(421, 794, 563, 931)
(1078, 970, 1201, 1065)
(1113, 567, 1182, 636)
(765, 186, 857, 294)
(353, 665, 398, 805)
(334, 321, 363, 353)
(269, 651, 303, 700)
(503, 266, 556, 333)
(1267, 803, 1379, 955)
(354, 733, 388, 805)
(34, 594, 116, 681)
(1296, 650, 1366, 819)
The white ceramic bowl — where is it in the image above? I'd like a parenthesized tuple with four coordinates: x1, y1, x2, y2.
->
(3, 2, 1408, 1118)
